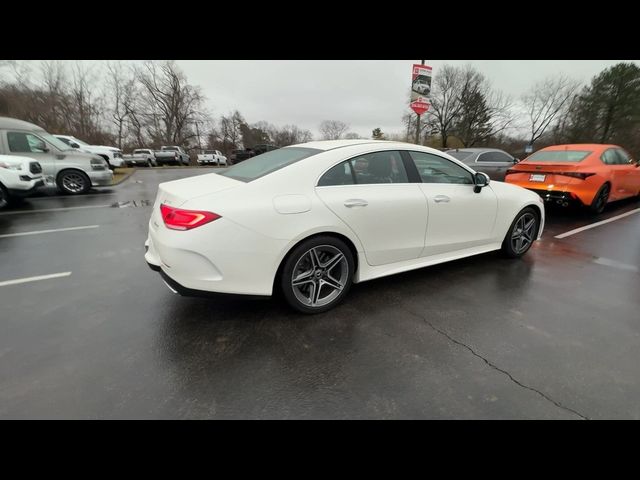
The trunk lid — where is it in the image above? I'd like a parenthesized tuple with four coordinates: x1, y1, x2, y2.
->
(508, 162, 583, 188)
(156, 172, 242, 207)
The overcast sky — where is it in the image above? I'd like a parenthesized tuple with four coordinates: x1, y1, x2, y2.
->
(5, 60, 637, 138)
(175, 60, 637, 138)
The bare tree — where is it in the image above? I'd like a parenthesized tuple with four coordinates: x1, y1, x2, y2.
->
(105, 62, 139, 149)
(426, 65, 468, 148)
(522, 75, 580, 147)
(319, 120, 349, 140)
(136, 61, 205, 147)
(272, 125, 313, 146)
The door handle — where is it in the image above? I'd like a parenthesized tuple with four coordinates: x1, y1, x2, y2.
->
(344, 199, 368, 208)
(433, 195, 450, 203)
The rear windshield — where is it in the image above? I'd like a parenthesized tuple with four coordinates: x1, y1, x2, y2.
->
(220, 147, 321, 182)
(162, 146, 178, 151)
(526, 150, 592, 163)
(447, 150, 474, 160)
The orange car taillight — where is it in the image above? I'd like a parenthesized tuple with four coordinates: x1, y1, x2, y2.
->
(160, 204, 220, 231)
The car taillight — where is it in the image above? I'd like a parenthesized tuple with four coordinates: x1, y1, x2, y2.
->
(160, 204, 220, 230)
(561, 172, 596, 180)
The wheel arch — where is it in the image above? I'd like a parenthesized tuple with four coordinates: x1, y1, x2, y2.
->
(271, 230, 361, 295)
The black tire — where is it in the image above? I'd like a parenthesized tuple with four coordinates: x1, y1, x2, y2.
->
(56, 169, 91, 195)
(0, 183, 8, 209)
(501, 207, 540, 258)
(589, 183, 610, 214)
(280, 235, 355, 314)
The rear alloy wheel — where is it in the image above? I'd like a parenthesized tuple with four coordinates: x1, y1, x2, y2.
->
(502, 208, 539, 258)
(281, 236, 354, 314)
(590, 183, 610, 214)
(57, 170, 90, 195)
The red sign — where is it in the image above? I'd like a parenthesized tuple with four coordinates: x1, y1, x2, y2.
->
(410, 101, 430, 115)
(410, 63, 432, 116)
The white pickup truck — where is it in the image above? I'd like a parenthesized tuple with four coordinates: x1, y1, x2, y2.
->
(123, 149, 157, 167)
(0, 155, 45, 208)
(197, 149, 228, 166)
(54, 135, 125, 169)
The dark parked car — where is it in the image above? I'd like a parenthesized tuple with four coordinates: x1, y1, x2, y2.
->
(445, 148, 518, 181)
(251, 144, 279, 155)
(230, 149, 255, 164)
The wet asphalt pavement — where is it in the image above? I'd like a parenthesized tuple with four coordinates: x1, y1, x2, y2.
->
(1, 167, 639, 419)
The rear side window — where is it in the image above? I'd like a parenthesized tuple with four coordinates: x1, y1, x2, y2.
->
(220, 147, 321, 182)
(317, 151, 409, 186)
(527, 150, 591, 163)
(601, 149, 619, 165)
(614, 149, 632, 165)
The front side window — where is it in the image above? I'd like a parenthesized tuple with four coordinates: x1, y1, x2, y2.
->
(409, 151, 474, 184)
(7, 132, 48, 153)
(220, 147, 321, 182)
(477, 151, 513, 163)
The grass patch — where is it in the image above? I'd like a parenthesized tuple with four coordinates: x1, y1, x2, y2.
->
(111, 167, 135, 185)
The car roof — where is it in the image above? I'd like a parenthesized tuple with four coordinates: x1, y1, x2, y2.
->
(0, 116, 45, 131)
(292, 139, 443, 152)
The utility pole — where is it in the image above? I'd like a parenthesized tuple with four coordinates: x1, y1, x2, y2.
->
(415, 59, 425, 144)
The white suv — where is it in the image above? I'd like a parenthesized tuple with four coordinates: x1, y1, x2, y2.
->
(0, 154, 45, 208)
(54, 135, 125, 169)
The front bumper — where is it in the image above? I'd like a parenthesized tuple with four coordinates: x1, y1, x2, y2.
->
(89, 169, 114, 186)
(7, 178, 45, 197)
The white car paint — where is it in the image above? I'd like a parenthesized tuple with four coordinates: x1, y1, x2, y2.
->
(197, 150, 228, 166)
(54, 135, 125, 168)
(145, 140, 544, 307)
(0, 154, 45, 207)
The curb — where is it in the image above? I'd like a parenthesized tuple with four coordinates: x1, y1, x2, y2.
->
(110, 169, 136, 186)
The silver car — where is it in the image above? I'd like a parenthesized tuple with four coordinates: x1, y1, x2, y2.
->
(445, 148, 518, 182)
(0, 117, 113, 195)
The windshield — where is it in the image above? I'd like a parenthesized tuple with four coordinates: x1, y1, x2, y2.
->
(41, 132, 74, 151)
(134, 150, 148, 154)
(447, 151, 474, 161)
(204, 150, 216, 154)
(220, 147, 321, 182)
(526, 150, 592, 163)
(162, 147, 178, 151)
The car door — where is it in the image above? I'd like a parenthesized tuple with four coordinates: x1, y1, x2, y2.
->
(614, 148, 640, 197)
(4, 130, 58, 184)
(407, 151, 498, 257)
(601, 148, 630, 200)
(315, 150, 428, 266)
(475, 151, 516, 181)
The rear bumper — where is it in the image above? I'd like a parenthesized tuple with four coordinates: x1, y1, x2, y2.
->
(528, 189, 585, 207)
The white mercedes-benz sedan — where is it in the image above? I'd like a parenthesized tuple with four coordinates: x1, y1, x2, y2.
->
(145, 140, 545, 313)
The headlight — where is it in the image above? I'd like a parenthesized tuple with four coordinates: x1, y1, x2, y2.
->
(0, 161, 23, 170)
(90, 158, 107, 170)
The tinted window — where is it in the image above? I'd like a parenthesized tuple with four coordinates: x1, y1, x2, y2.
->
(220, 147, 321, 182)
(349, 151, 408, 184)
(409, 151, 474, 184)
(477, 151, 513, 163)
(58, 137, 72, 146)
(527, 150, 591, 163)
(601, 149, 618, 165)
(318, 161, 355, 186)
(7, 132, 48, 153)
(446, 150, 474, 161)
(614, 149, 632, 165)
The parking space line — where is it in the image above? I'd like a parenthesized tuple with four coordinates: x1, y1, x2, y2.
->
(0, 204, 112, 216)
(554, 208, 640, 239)
(0, 225, 99, 239)
(0, 272, 71, 287)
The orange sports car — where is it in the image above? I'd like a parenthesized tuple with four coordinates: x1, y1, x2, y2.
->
(505, 144, 640, 213)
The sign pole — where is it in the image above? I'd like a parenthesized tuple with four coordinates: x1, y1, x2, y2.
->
(415, 59, 425, 144)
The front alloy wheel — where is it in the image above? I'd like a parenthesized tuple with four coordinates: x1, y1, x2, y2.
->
(281, 236, 354, 314)
(57, 170, 90, 195)
(502, 207, 539, 258)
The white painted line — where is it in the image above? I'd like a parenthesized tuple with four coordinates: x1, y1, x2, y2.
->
(0, 204, 112, 216)
(0, 225, 99, 239)
(554, 208, 640, 239)
(0, 271, 71, 287)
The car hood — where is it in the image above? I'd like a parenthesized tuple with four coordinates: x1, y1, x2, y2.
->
(0, 154, 36, 169)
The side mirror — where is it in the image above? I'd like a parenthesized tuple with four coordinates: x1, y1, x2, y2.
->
(474, 172, 490, 193)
